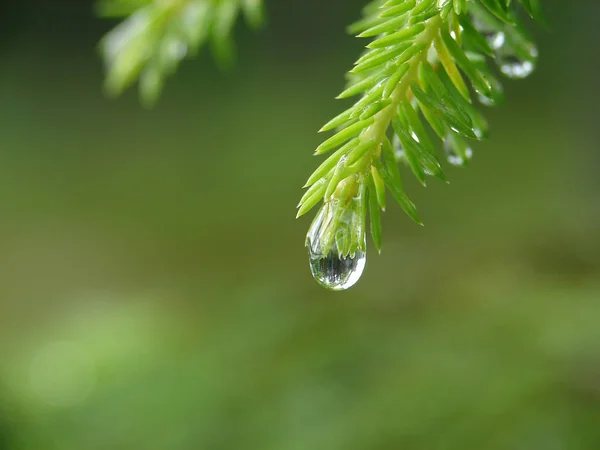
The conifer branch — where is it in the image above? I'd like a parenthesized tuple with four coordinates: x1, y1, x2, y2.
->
(96, 0, 264, 106)
(299, 0, 542, 290)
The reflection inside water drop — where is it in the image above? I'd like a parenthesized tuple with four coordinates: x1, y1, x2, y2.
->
(308, 247, 366, 291)
(487, 31, 505, 50)
(499, 57, 535, 79)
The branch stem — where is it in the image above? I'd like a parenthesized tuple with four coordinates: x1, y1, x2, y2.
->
(362, 15, 443, 161)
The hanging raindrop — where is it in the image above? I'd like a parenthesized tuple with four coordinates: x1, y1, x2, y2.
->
(306, 190, 367, 291)
(497, 43, 538, 79)
(392, 134, 406, 161)
(493, 30, 538, 80)
(477, 92, 495, 107)
(487, 31, 506, 51)
(444, 134, 473, 167)
(471, 13, 538, 81)
(471, 16, 505, 51)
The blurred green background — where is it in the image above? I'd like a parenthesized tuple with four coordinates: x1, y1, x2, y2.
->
(1, 1, 600, 449)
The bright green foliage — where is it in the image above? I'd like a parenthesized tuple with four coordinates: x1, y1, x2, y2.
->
(97, 0, 264, 106)
(298, 0, 541, 259)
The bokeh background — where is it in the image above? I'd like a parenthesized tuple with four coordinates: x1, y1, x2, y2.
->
(1, 1, 600, 448)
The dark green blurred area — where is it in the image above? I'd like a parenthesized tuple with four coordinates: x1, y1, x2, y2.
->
(1, 1, 600, 448)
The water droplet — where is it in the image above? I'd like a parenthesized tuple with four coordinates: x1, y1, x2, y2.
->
(447, 148, 473, 167)
(498, 52, 536, 79)
(308, 247, 366, 291)
(392, 134, 405, 161)
(306, 198, 366, 291)
(471, 17, 504, 51)
(487, 31, 505, 51)
(444, 135, 473, 167)
(477, 93, 494, 107)
(496, 39, 538, 80)
(471, 17, 537, 80)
